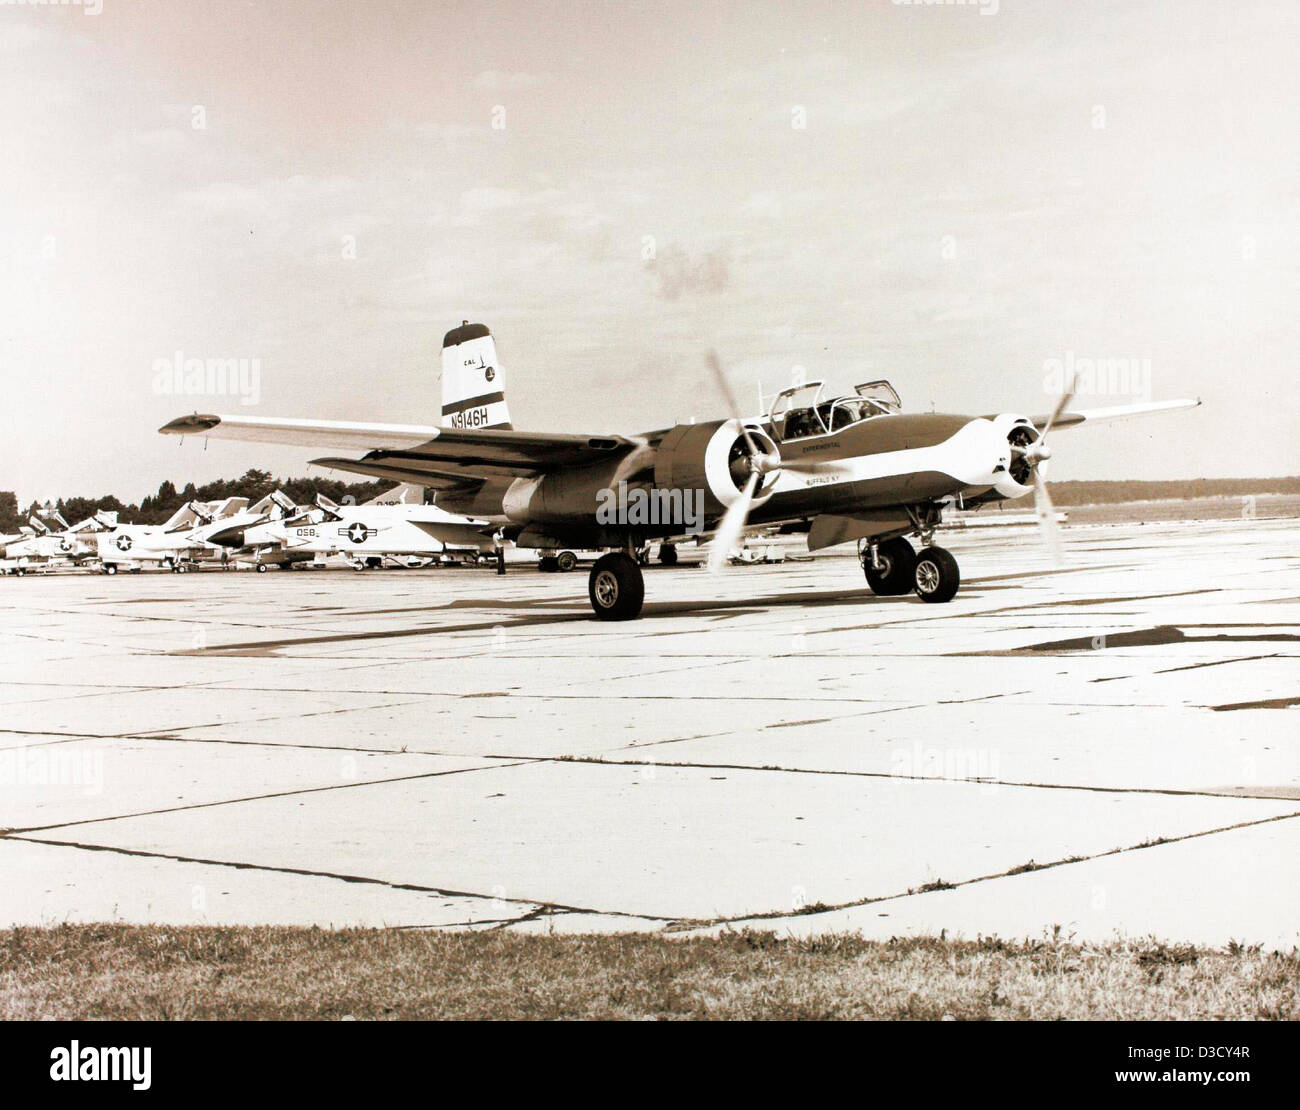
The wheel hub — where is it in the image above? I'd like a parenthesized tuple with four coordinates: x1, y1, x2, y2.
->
(593, 570, 619, 607)
(916, 561, 940, 593)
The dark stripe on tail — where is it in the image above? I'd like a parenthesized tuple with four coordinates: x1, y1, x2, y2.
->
(441, 391, 506, 416)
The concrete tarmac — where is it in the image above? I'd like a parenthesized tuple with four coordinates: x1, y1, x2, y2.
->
(0, 517, 1296, 947)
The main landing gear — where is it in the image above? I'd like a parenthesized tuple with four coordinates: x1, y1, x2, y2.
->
(863, 536, 961, 603)
(539, 550, 578, 573)
(588, 552, 645, 621)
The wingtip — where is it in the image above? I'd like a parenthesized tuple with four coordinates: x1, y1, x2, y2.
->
(159, 414, 221, 436)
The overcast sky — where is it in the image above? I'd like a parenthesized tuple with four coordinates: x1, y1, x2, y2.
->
(2, 0, 1296, 504)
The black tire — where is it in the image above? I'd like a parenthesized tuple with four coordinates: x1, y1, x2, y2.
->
(864, 537, 916, 596)
(659, 544, 678, 567)
(556, 550, 578, 572)
(588, 552, 645, 621)
(256, 563, 268, 573)
(538, 556, 559, 573)
(105, 564, 117, 575)
(914, 546, 960, 603)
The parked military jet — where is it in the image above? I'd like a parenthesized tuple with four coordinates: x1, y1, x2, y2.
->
(163, 322, 1199, 618)
(96, 499, 243, 574)
(1, 511, 118, 574)
(209, 491, 496, 571)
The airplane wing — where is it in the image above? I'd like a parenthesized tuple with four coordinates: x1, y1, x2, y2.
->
(159, 413, 641, 481)
(1029, 398, 1200, 429)
(408, 520, 498, 551)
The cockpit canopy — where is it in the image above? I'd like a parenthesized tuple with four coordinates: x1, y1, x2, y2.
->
(767, 379, 902, 441)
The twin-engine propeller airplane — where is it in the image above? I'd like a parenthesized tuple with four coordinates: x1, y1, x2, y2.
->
(162, 321, 1199, 620)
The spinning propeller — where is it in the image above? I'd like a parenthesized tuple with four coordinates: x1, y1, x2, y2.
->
(1014, 377, 1077, 567)
(705, 352, 786, 574)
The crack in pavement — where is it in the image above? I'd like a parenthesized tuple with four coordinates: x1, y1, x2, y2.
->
(665, 810, 1300, 933)
(0, 759, 538, 835)
(472, 752, 1300, 804)
(4, 834, 668, 922)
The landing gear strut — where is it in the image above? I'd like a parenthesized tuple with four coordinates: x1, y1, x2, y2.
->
(588, 552, 645, 620)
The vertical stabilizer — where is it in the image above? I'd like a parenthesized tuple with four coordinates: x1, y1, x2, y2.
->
(440, 322, 512, 430)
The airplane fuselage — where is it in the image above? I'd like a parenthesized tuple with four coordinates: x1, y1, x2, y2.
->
(442, 411, 1024, 547)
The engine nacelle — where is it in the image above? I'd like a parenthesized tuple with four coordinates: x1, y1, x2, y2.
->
(986, 412, 1041, 500)
(653, 419, 780, 518)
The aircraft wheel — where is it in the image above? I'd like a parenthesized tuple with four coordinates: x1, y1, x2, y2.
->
(914, 546, 960, 604)
(588, 552, 645, 621)
(538, 556, 559, 573)
(256, 563, 268, 573)
(556, 550, 578, 572)
(864, 537, 916, 596)
(105, 564, 117, 575)
(659, 544, 678, 567)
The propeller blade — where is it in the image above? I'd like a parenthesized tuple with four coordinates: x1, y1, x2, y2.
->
(706, 351, 762, 459)
(1040, 377, 1077, 441)
(1033, 468, 1064, 567)
(707, 471, 760, 574)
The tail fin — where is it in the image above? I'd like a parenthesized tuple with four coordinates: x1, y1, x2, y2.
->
(163, 502, 206, 531)
(249, 489, 296, 518)
(364, 483, 423, 505)
(440, 322, 512, 430)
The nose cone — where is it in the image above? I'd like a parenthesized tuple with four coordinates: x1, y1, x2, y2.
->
(208, 526, 245, 548)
